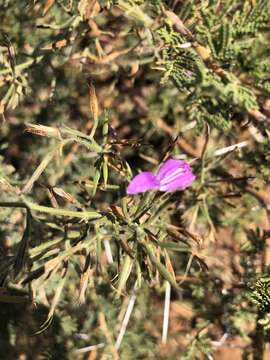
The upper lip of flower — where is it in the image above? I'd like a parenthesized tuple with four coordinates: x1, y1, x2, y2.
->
(158, 167, 185, 185)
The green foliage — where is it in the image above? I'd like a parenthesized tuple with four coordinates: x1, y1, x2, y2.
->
(154, 0, 269, 130)
(250, 276, 270, 313)
(1, 0, 270, 359)
(240, 140, 270, 183)
(181, 330, 214, 360)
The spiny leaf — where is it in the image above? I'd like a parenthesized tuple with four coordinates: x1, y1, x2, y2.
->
(116, 255, 133, 298)
(142, 242, 180, 292)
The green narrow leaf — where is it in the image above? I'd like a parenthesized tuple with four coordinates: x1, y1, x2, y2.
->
(96, 235, 102, 269)
(35, 266, 68, 334)
(22, 140, 69, 193)
(116, 255, 133, 298)
(103, 155, 108, 188)
(92, 166, 101, 196)
(102, 111, 109, 142)
(23, 199, 102, 220)
(155, 240, 190, 252)
(142, 242, 181, 292)
(14, 211, 31, 276)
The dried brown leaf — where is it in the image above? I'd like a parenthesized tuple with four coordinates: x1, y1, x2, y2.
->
(43, 0, 55, 15)
(53, 187, 76, 203)
(25, 123, 61, 139)
(78, 0, 100, 20)
(88, 82, 99, 122)
(78, 269, 90, 304)
(22, 148, 57, 193)
(194, 44, 211, 62)
(164, 9, 193, 38)
(0, 177, 20, 194)
(41, 36, 76, 50)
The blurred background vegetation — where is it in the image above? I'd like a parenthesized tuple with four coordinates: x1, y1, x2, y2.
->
(1, 0, 270, 359)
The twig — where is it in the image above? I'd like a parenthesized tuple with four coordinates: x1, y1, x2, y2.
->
(76, 343, 105, 354)
(115, 290, 136, 350)
(162, 281, 171, 344)
(104, 239, 114, 264)
(213, 140, 250, 156)
(99, 312, 119, 360)
(0, 56, 43, 75)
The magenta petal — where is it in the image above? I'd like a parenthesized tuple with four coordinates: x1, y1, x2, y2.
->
(159, 171, 196, 192)
(156, 159, 187, 181)
(127, 172, 159, 195)
(156, 159, 196, 192)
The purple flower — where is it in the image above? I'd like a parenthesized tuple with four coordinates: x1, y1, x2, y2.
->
(127, 158, 196, 195)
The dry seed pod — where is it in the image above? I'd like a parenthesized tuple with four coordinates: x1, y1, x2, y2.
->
(193, 44, 211, 61)
(53, 187, 76, 203)
(88, 82, 99, 122)
(43, 0, 55, 15)
(25, 123, 61, 139)
(0, 177, 20, 194)
(78, 0, 100, 20)
(164, 10, 193, 38)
